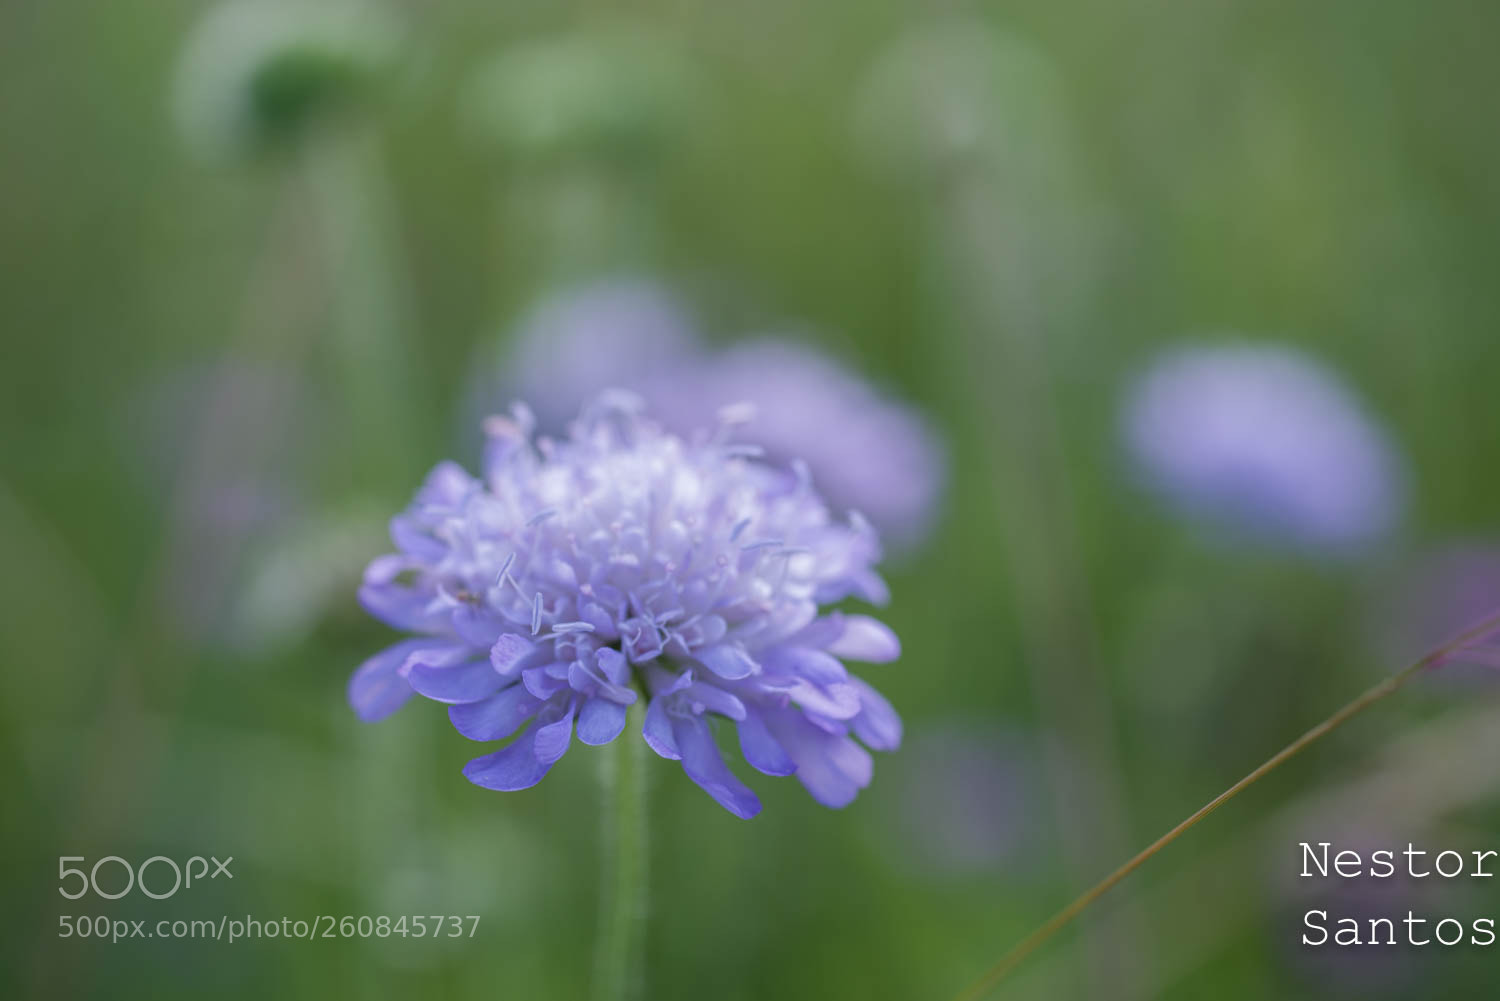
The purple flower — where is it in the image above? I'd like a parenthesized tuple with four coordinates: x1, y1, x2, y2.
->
(1122, 342, 1405, 551)
(350, 392, 902, 818)
(877, 722, 1035, 878)
(119, 360, 308, 644)
(481, 281, 945, 549)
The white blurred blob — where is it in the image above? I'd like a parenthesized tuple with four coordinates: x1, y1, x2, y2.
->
(1123, 341, 1406, 552)
(173, 0, 398, 161)
(850, 18, 1108, 343)
(231, 502, 389, 656)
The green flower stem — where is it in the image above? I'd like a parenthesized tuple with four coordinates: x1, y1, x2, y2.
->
(303, 124, 419, 481)
(952, 606, 1500, 1001)
(593, 699, 649, 1001)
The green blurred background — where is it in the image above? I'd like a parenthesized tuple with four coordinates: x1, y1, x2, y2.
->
(4, 1, 1499, 999)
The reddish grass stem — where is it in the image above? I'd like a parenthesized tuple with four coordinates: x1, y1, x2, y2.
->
(951, 606, 1500, 1001)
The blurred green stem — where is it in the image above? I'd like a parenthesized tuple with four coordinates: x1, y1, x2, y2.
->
(303, 124, 419, 482)
(508, 163, 660, 288)
(936, 142, 1147, 995)
(593, 699, 648, 1001)
(952, 606, 1500, 1001)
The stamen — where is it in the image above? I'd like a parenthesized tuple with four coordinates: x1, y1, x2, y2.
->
(551, 621, 596, 634)
(494, 551, 516, 586)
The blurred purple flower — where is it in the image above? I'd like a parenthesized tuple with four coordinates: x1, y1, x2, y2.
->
(120, 360, 308, 642)
(651, 339, 946, 553)
(1371, 542, 1500, 682)
(504, 281, 702, 429)
(1275, 828, 1434, 996)
(352, 392, 902, 818)
(1122, 342, 1405, 551)
(482, 281, 945, 549)
(877, 722, 1034, 878)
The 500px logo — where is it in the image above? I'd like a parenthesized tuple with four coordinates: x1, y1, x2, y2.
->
(58, 856, 233, 900)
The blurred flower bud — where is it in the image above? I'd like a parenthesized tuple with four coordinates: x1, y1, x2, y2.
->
(173, 1, 399, 161)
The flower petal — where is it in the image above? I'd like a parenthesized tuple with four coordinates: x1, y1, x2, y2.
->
(769, 711, 870, 808)
(593, 647, 631, 686)
(827, 735, 873, 787)
(785, 678, 861, 720)
(347, 639, 429, 721)
(684, 613, 727, 647)
(694, 643, 758, 680)
(818, 569, 890, 606)
(400, 643, 471, 672)
(621, 616, 663, 662)
(463, 731, 554, 791)
(491, 633, 538, 676)
(787, 614, 843, 650)
(408, 659, 505, 704)
(827, 615, 901, 663)
(523, 665, 568, 699)
(849, 677, 902, 751)
(415, 460, 478, 507)
(532, 698, 576, 764)
(738, 710, 796, 776)
(566, 660, 636, 704)
(576, 697, 629, 746)
(671, 715, 761, 819)
(452, 605, 506, 646)
(642, 697, 680, 760)
(390, 514, 446, 562)
(448, 684, 541, 741)
(684, 681, 747, 721)
(358, 581, 445, 633)
(764, 646, 848, 686)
